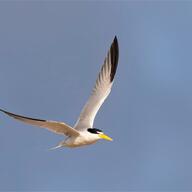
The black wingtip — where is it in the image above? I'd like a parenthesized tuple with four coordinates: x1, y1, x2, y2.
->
(0, 108, 7, 114)
(0, 108, 46, 122)
(110, 36, 119, 82)
(114, 35, 118, 42)
(0, 108, 18, 119)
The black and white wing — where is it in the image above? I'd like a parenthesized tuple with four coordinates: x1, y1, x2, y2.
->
(0, 109, 80, 136)
(74, 36, 119, 130)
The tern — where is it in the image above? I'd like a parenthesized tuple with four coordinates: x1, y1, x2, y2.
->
(0, 36, 119, 148)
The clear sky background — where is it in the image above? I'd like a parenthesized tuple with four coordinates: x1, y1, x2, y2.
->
(0, 1, 192, 191)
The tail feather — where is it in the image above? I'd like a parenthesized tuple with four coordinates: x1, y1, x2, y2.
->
(48, 145, 62, 151)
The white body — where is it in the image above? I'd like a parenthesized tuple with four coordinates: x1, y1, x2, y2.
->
(63, 131, 99, 147)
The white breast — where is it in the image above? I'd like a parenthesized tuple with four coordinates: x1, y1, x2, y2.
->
(64, 132, 100, 147)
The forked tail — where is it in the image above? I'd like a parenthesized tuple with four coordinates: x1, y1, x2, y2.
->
(48, 141, 66, 150)
(48, 145, 63, 151)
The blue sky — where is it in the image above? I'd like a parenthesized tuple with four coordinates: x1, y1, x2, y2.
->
(0, 1, 192, 191)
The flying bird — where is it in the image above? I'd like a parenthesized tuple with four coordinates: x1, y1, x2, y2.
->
(0, 36, 119, 149)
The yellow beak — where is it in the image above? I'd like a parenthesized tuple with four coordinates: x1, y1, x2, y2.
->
(99, 133, 113, 141)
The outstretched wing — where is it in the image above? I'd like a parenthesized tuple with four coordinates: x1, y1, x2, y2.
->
(74, 36, 119, 130)
(0, 109, 80, 136)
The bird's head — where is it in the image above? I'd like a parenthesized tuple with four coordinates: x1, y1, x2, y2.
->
(87, 128, 113, 141)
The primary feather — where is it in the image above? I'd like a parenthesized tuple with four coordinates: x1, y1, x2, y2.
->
(0, 109, 79, 136)
(74, 36, 119, 130)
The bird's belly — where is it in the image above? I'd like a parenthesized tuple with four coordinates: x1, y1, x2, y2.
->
(65, 136, 98, 148)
